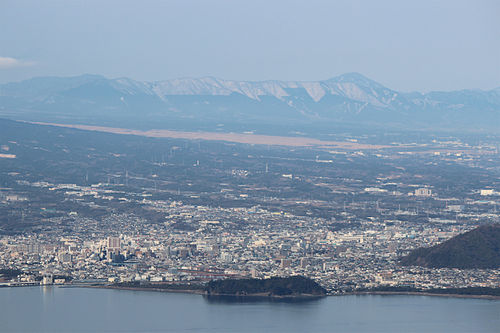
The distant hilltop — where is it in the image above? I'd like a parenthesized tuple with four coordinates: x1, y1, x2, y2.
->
(400, 224, 500, 269)
(0, 73, 499, 133)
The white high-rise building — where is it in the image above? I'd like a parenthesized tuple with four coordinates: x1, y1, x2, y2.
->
(108, 237, 121, 251)
(415, 188, 432, 197)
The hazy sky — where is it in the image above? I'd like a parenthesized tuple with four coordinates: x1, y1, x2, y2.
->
(0, 0, 498, 91)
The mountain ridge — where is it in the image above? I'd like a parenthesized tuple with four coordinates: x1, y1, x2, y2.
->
(0, 73, 499, 133)
(4, 72, 496, 102)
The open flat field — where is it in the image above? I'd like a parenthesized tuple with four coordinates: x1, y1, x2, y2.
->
(32, 122, 388, 149)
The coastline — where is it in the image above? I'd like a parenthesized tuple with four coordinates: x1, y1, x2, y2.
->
(204, 292, 325, 299)
(3, 284, 499, 300)
(82, 285, 323, 298)
(78, 284, 205, 295)
(96, 285, 500, 300)
(345, 291, 500, 300)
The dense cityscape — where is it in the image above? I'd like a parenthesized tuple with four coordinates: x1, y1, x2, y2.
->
(1, 120, 498, 294)
(1, 1, 499, 332)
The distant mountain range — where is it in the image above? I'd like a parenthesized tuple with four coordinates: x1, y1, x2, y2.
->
(0, 73, 499, 133)
(400, 224, 500, 269)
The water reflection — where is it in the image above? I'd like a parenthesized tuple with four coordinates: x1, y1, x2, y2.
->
(41, 285, 54, 295)
(1, 287, 498, 333)
(41, 285, 54, 309)
(203, 294, 325, 304)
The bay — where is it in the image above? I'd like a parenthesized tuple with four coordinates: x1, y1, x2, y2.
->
(0, 286, 498, 332)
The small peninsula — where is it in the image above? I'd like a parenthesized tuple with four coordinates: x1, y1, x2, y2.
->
(205, 276, 327, 297)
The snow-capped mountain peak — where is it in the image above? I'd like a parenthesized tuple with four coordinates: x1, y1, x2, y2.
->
(1, 73, 498, 133)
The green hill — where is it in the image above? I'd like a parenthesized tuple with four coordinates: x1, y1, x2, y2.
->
(205, 276, 327, 297)
(400, 224, 500, 269)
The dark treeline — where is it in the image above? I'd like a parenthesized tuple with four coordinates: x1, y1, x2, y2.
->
(206, 276, 327, 296)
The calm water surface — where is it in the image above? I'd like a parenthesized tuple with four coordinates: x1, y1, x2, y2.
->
(0, 286, 498, 332)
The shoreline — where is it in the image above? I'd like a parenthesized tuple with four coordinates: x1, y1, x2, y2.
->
(81, 285, 323, 298)
(3, 284, 499, 300)
(345, 291, 500, 300)
(77, 284, 205, 295)
(204, 292, 325, 299)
